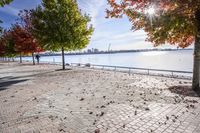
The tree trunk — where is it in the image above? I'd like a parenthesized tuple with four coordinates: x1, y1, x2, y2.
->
(32, 52, 35, 65)
(192, 10, 200, 93)
(61, 47, 65, 70)
(20, 52, 22, 63)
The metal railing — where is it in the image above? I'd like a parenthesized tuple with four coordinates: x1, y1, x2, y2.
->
(71, 63, 192, 79)
(2, 58, 192, 79)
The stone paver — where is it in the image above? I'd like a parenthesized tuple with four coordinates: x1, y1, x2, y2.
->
(0, 62, 200, 133)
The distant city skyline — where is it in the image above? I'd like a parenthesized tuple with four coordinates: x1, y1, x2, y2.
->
(0, 0, 194, 51)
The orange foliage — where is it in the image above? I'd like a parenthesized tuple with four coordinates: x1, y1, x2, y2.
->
(10, 24, 43, 54)
(107, 0, 200, 48)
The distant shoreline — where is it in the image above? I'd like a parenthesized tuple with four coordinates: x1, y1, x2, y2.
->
(40, 48, 193, 57)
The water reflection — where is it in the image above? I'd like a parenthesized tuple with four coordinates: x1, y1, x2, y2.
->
(22, 50, 193, 71)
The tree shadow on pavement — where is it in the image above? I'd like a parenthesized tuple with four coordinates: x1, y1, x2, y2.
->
(168, 85, 199, 97)
(0, 76, 29, 91)
(55, 68, 72, 71)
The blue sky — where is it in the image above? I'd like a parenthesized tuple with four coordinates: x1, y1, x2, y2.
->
(0, 0, 192, 51)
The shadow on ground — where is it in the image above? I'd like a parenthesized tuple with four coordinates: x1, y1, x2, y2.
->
(55, 68, 72, 71)
(168, 85, 199, 97)
(0, 69, 64, 91)
(0, 76, 29, 91)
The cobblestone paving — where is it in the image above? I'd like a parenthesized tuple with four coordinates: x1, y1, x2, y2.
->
(0, 62, 200, 133)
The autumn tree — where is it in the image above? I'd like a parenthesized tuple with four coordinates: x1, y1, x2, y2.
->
(0, 38, 5, 56)
(10, 24, 43, 64)
(107, 0, 200, 93)
(30, 0, 94, 70)
(0, 32, 7, 57)
(0, 30, 17, 58)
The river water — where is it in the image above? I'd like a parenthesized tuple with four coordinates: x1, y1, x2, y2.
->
(22, 49, 193, 72)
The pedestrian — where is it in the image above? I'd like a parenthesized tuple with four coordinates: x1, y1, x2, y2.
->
(35, 54, 40, 64)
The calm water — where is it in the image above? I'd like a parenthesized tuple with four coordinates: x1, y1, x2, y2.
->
(22, 50, 193, 71)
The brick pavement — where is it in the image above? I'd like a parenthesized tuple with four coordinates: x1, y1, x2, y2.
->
(0, 62, 200, 133)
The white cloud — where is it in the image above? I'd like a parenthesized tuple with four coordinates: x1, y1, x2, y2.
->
(73, 1, 151, 51)
(111, 30, 147, 40)
(78, 0, 105, 27)
(0, 5, 19, 17)
(1, 0, 187, 50)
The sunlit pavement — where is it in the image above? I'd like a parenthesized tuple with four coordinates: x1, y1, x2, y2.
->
(0, 62, 200, 133)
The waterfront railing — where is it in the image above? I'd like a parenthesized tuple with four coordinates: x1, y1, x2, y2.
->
(1, 58, 192, 79)
(71, 63, 192, 79)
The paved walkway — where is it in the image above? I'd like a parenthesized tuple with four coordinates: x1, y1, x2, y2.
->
(0, 62, 200, 133)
